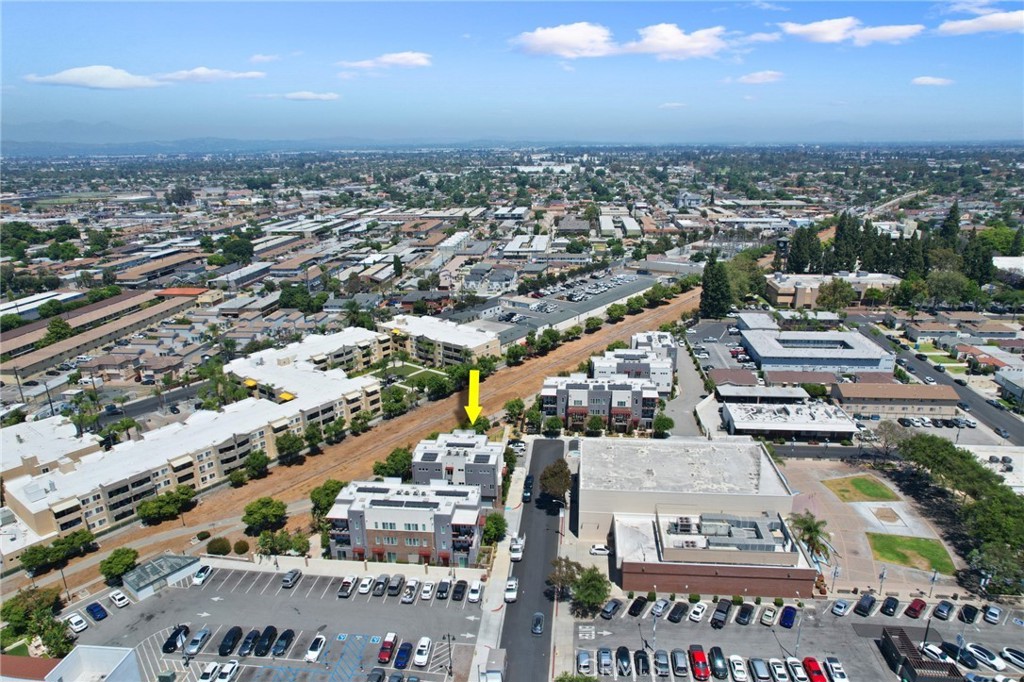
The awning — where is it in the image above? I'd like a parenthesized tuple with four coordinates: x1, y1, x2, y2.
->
(418, 549, 432, 557)
(278, 392, 295, 402)
(51, 498, 81, 514)
(437, 551, 450, 559)
(169, 455, 192, 468)
(243, 379, 257, 388)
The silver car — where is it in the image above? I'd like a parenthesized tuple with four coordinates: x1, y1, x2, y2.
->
(185, 628, 211, 656)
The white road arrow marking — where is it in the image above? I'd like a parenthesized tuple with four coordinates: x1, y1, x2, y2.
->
(465, 615, 480, 621)
(196, 612, 211, 618)
(599, 631, 612, 636)
(210, 597, 223, 602)
(460, 633, 476, 639)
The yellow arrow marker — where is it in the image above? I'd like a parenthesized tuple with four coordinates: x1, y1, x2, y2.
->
(464, 369, 482, 424)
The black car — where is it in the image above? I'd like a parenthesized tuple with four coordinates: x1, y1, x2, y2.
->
(436, 579, 451, 599)
(958, 603, 979, 624)
(238, 628, 260, 656)
(600, 599, 623, 620)
(271, 629, 294, 657)
(452, 579, 468, 601)
(933, 600, 954, 620)
(708, 646, 728, 680)
(667, 602, 689, 623)
(880, 596, 900, 616)
(162, 624, 190, 653)
(254, 626, 278, 656)
(616, 646, 632, 676)
(531, 612, 545, 636)
(939, 641, 979, 669)
(736, 603, 756, 625)
(634, 650, 651, 676)
(915, 353, 928, 361)
(218, 626, 243, 656)
(522, 475, 534, 502)
(627, 596, 649, 617)
(898, 417, 913, 427)
(372, 575, 390, 597)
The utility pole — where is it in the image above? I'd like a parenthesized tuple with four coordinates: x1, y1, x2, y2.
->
(928, 569, 938, 598)
(879, 567, 887, 594)
(831, 565, 841, 592)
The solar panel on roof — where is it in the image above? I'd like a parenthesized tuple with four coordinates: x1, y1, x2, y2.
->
(473, 454, 490, 464)
(356, 486, 390, 494)
(369, 499, 405, 508)
(421, 453, 438, 462)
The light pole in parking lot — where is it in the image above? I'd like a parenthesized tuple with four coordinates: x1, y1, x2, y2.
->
(928, 569, 938, 598)
(652, 584, 657, 652)
(879, 567, 887, 594)
(794, 591, 803, 656)
(441, 632, 454, 678)
(831, 565, 841, 593)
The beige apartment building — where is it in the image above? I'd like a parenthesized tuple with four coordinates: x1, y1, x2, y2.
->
(381, 315, 501, 367)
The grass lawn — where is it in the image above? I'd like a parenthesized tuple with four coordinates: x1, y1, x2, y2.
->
(867, 533, 956, 575)
(5, 642, 29, 656)
(946, 366, 967, 374)
(408, 367, 446, 378)
(917, 342, 937, 353)
(930, 355, 962, 365)
(823, 476, 901, 502)
(371, 362, 426, 379)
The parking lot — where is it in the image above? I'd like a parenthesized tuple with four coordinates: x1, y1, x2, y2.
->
(574, 596, 1024, 680)
(71, 566, 483, 682)
(506, 273, 657, 328)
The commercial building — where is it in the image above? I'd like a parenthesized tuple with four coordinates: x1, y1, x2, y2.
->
(764, 271, 901, 309)
(382, 315, 501, 367)
(326, 479, 484, 567)
(0, 290, 85, 321)
(591, 349, 674, 395)
(540, 373, 659, 432)
(719, 388, 859, 441)
(994, 368, 1024, 404)
(830, 383, 959, 419)
(630, 331, 678, 364)
(411, 430, 504, 503)
(741, 330, 895, 374)
(577, 438, 815, 597)
(208, 261, 272, 290)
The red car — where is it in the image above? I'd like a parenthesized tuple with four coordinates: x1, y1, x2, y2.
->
(802, 657, 827, 682)
(377, 632, 398, 664)
(689, 645, 711, 681)
(905, 598, 927, 619)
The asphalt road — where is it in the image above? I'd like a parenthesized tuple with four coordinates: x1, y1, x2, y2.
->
(501, 438, 565, 682)
(849, 319, 1022, 446)
(96, 383, 204, 428)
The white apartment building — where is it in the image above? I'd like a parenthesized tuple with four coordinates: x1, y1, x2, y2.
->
(381, 315, 502, 366)
(591, 350, 674, 395)
(540, 373, 660, 432)
(410, 430, 503, 503)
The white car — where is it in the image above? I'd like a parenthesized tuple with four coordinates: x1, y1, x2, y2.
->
(729, 655, 748, 681)
(192, 565, 212, 586)
(304, 635, 326, 662)
(824, 657, 848, 681)
(924, 376, 937, 385)
(414, 636, 432, 667)
(109, 590, 130, 608)
(589, 544, 611, 556)
(198, 663, 221, 682)
(920, 643, 953, 664)
(504, 577, 519, 603)
(467, 580, 483, 603)
(786, 657, 810, 682)
(831, 599, 850, 616)
(1001, 647, 1024, 669)
(216, 661, 239, 682)
(966, 643, 1007, 671)
(66, 613, 88, 633)
(420, 580, 435, 600)
(357, 575, 374, 594)
(688, 602, 708, 623)
(768, 658, 790, 682)
(510, 537, 525, 562)
(402, 580, 419, 604)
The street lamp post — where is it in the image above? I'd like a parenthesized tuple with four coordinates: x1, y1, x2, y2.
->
(58, 565, 71, 602)
(929, 569, 938, 598)
(794, 591, 803, 656)
(831, 565, 841, 592)
(441, 633, 454, 678)
(652, 584, 657, 652)
(879, 567, 888, 594)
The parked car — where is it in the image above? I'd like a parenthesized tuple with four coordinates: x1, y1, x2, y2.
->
(338, 575, 357, 598)
(801, 657, 827, 682)
(667, 601, 689, 623)
(670, 649, 689, 677)
(504, 577, 519, 603)
(736, 602, 756, 625)
(601, 599, 623, 620)
(933, 600, 955, 620)
(218, 626, 244, 656)
(651, 598, 670, 618)
(420, 580, 435, 600)
(959, 604, 980, 624)
(281, 569, 302, 589)
(413, 637, 432, 668)
(377, 632, 399, 663)
(85, 602, 108, 621)
(453, 580, 468, 601)
(185, 628, 212, 656)
(635, 649, 651, 677)
(271, 629, 295, 657)
(216, 660, 239, 682)
(831, 599, 850, 617)
(192, 565, 213, 586)
(760, 607, 777, 626)
(387, 574, 405, 597)
(786, 657, 810, 682)
(767, 659, 790, 682)
(66, 613, 88, 633)
(357, 575, 374, 594)
(467, 580, 482, 603)
(689, 602, 708, 623)
(965, 643, 1006, 671)
(393, 641, 413, 669)
(238, 629, 260, 656)
(939, 641, 979, 669)
(598, 647, 614, 676)
(522, 475, 534, 502)
(617, 646, 633, 676)
(729, 655, 749, 681)
(589, 544, 611, 556)
(779, 605, 798, 629)
(853, 593, 876, 617)
(109, 590, 130, 608)
(711, 599, 733, 629)
(436, 579, 451, 599)
(880, 596, 901, 616)
(365, 669, 386, 682)
(402, 580, 419, 604)
(628, 596, 649, 617)
(708, 646, 728, 678)
(823, 657, 848, 681)
(254, 626, 278, 657)
(905, 599, 927, 619)
(652, 649, 670, 678)
(198, 662, 221, 682)
(689, 645, 711, 681)
(372, 575, 390, 597)
(1000, 647, 1024, 669)
(920, 643, 953, 664)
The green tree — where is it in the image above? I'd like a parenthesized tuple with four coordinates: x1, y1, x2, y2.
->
(206, 537, 232, 555)
(311, 479, 346, 528)
(543, 415, 564, 436)
(482, 512, 508, 545)
(927, 269, 969, 308)
(939, 199, 961, 244)
(40, 317, 74, 347)
(242, 497, 288, 534)
(98, 547, 139, 583)
(625, 295, 646, 315)
(699, 253, 733, 319)
(572, 566, 611, 617)
(505, 344, 527, 365)
(1010, 226, 1023, 257)
(540, 458, 572, 500)
(584, 317, 603, 333)
(228, 469, 247, 487)
(275, 431, 305, 465)
(323, 417, 347, 443)
(372, 446, 413, 480)
(585, 415, 605, 436)
(165, 185, 195, 206)
(525, 408, 543, 433)
(548, 556, 583, 600)
(245, 449, 270, 479)
(789, 511, 830, 561)
(41, 617, 76, 657)
(503, 398, 525, 423)
(304, 422, 323, 453)
(816, 277, 857, 312)
(392, 254, 404, 278)
(652, 412, 674, 438)
(605, 303, 627, 323)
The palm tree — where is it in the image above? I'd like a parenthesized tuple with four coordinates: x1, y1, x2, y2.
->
(789, 511, 831, 562)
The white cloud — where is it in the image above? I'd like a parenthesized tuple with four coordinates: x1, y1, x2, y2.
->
(623, 24, 730, 60)
(285, 91, 339, 101)
(778, 16, 861, 42)
(24, 65, 163, 89)
(337, 51, 432, 69)
(336, 71, 359, 80)
(743, 95, 758, 101)
(249, 54, 280, 63)
(658, 102, 687, 109)
(912, 76, 954, 86)
(944, 0, 1000, 16)
(937, 10, 1024, 34)
(748, 0, 789, 11)
(778, 16, 924, 45)
(512, 22, 617, 58)
(158, 67, 265, 83)
(737, 69, 784, 84)
(742, 31, 783, 44)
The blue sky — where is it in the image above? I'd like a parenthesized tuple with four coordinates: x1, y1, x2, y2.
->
(3, 1, 1023, 144)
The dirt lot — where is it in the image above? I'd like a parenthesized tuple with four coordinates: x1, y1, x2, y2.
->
(19, 289, 701, 595)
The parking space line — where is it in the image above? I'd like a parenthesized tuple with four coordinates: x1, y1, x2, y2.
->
(250, 572, 273, 594)
(230, 569, 247, 592)
(260, 575, 276, 595)
(304, 576, 322, 599)
(320, 577, 337, 600)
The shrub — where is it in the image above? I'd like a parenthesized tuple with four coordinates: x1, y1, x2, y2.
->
(196, 531, 211, 541)
(206, 537, 231, 555)
(669, 593, 676, 601)
(628, 591, 634, 599)
(233, 540, 250, 555)
(647, 590, 657, 601)
(840, 439, 853, 447)
(712, 595, 719, 603)
(688, 593, 700, 603)
(754, 596, 762, 605)
(732, 595, 744, 605)
(774, 597, 784, 607)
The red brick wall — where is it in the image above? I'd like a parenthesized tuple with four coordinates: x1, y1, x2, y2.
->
(621, 561, 819, 599)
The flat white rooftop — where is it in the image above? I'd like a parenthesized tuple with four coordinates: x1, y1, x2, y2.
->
(960, 445, 1024, 495)
(723, 402, 858, 433)
(743, 330, 892, 361)
(579, 437, 791, 497)
(383, 315, 498, 348)
(1, 417, 100, 474)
